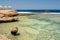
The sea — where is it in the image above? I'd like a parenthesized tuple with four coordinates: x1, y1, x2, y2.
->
(16, 10, 60, 14)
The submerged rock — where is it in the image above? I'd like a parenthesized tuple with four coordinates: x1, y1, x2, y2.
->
(10, 27, 18, 35)
(0, 34, 11, 40)
(0, 10, 19, 22)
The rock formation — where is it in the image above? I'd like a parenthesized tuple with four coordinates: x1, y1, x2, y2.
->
(0, 10, 19, 22)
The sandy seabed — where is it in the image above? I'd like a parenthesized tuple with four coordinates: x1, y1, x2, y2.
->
(0, 14, 60, 40)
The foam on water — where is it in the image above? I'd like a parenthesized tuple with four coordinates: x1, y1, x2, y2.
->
(49, 13, 60, 14)
(18, 12, 32, 14)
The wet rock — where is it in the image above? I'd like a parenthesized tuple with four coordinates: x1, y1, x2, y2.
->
(10, 27, 18, 35)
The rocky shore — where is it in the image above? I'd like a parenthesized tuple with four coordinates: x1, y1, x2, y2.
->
(0, 10, 19, 22)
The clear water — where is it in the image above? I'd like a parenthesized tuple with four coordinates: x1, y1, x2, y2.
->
(0, 14, 60, 40)
(17, 10, 60, 13)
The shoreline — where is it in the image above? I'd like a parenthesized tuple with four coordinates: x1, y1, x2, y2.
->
(18, 12, 60, 16)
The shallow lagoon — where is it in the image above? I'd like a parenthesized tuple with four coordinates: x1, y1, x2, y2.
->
(0, 14, 60, 40)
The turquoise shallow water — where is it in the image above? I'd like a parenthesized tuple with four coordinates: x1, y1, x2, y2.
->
(18, 14, 60, 40)
(0, 14, 60, 40)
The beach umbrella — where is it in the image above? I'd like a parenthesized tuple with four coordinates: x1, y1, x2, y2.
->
(7, 6, 12, 10)
(4, 6, 8, 10)
(8, 6, 12, 8)
(0, 5, 3, 10)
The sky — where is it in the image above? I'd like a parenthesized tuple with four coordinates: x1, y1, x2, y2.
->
(0, 0, 60, 10)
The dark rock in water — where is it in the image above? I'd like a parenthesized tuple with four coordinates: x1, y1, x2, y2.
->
(11, 31, 17, 35)
(11, 27, 18, 35)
